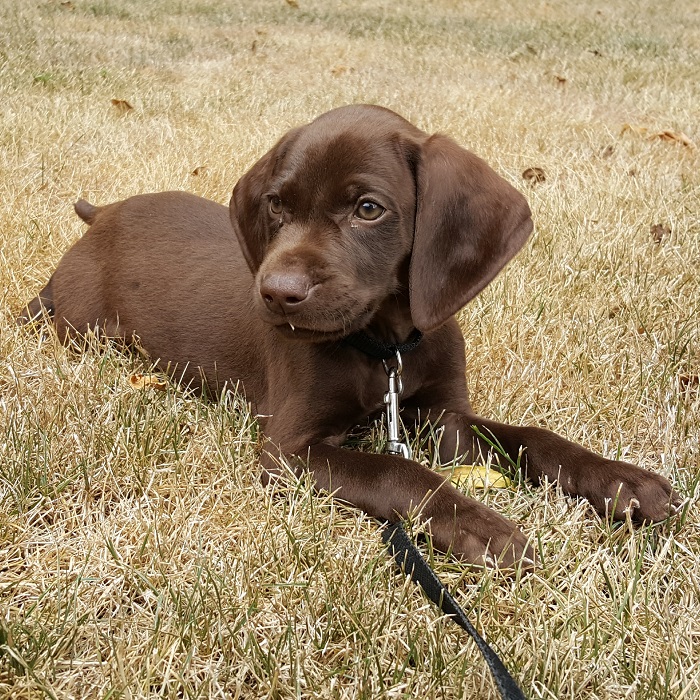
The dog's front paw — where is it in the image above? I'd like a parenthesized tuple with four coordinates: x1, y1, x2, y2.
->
(579, 460, 681, 523)
(431, 497, 535, 572)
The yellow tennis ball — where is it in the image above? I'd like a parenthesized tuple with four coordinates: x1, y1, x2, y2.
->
(447, 464, 511, 490)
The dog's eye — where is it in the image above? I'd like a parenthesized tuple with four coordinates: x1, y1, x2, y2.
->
(355, 200, 385, 221)
(269, 196, 283, 215)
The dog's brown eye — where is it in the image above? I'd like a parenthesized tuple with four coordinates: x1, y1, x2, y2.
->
(355, 200, 385, 221)
(269, 196, 283, 215)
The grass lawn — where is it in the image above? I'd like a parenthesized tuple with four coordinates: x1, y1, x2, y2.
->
(1, 0, 699, 697)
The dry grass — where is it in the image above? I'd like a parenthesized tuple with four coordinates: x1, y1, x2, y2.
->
(1, 0, 699, 697)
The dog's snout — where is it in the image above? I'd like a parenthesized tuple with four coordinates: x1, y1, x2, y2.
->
(259, 272, 313, 314)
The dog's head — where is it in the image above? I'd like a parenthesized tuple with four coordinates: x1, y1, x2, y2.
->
(230, 105, 532, 339)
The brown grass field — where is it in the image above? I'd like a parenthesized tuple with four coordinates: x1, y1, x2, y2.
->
(1, 0, 699, 697)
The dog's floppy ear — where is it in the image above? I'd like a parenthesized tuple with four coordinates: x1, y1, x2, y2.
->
(229, 128, 302, 273)
(409, 134, 533, 332)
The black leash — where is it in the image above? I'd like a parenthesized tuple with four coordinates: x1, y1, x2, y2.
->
(383, 522, 528, 700)
(345, 327, 527, 698)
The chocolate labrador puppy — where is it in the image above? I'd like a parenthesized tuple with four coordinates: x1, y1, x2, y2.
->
(20, 105, 679, 568)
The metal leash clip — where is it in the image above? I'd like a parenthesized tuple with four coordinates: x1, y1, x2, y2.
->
(383, 349, 412, 460)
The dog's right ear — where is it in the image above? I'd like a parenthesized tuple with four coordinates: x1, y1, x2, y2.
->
(229, 128, 302, 273)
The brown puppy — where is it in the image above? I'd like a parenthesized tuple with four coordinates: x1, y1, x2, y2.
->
(20, 105, 679, 568)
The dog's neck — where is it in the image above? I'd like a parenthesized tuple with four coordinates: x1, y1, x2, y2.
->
(364, 291, 416, 346)
(342, 288, 419, 360)
(344, 262, 419, 355)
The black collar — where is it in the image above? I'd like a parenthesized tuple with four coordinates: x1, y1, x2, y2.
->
(342, 328, 423, 360)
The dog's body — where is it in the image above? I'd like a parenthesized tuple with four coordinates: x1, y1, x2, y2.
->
(21, 105, 678, 567)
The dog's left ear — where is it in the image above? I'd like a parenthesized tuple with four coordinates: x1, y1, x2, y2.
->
(409, 134, 533, 332)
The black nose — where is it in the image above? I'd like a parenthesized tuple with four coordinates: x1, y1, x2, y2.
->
(259, 273, 312, 314)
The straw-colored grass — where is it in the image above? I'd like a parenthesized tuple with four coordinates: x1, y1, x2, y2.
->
(1, 0, 699, 697)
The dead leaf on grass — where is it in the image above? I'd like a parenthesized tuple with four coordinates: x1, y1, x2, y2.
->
(679, 373, 700, 394)
(607, 304, 623, 319)
(111, 99, 134, 114)
(653, 130, 696, 149)
(331, 65, 353, 76)
(60, 1, 74, 9)
(601, 144, 615, 158)
(522, 167, 546, 184)
(285, 0, 300, 8)
(191, 165, 207, 176)
(621, 124, 696, 149)
(129, 373, 168, 391)
(650, 223, 670, 244)
(554, 74, 567, 85)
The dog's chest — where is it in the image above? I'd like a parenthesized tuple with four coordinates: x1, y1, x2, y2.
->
(333, 354, 424, 424)
(258, 344, 429, 448)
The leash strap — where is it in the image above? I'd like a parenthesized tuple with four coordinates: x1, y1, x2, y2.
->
(347, 326, 526, 697)
(382, 521, 528, 700)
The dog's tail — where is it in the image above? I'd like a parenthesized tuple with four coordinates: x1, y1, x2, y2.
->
(17, 279, 55, 325)
(74, 199, 100, 225)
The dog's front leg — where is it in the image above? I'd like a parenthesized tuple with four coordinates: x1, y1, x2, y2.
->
(436, 412, 680, 523)
(263, 442, 533, 569)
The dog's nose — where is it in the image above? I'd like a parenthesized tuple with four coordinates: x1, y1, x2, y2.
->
(259, 273, 312, 314)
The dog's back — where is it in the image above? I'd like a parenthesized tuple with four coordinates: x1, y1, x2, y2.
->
(20, 191, 268, 397)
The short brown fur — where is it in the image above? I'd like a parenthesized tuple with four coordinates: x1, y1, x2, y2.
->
(19, 105, 679, 568)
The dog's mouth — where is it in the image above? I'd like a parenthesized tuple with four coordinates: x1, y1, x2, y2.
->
(274, 324, 343, 341)
(267, 305, 376, 343)
(254, 272, 383, 342)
